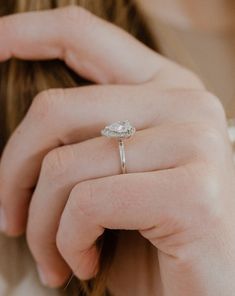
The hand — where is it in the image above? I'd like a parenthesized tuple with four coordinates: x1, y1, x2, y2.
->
(0, 6, 235, 295)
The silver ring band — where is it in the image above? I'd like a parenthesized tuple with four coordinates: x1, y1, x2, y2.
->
(118, 139, 126, 174)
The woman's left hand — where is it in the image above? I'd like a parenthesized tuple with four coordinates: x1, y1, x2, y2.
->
(1, 6, 235, 295)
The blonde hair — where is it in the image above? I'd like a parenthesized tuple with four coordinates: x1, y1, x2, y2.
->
(0, 1, 154, 295)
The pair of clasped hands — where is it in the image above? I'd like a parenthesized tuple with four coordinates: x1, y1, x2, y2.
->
(0, 6, 235, 295)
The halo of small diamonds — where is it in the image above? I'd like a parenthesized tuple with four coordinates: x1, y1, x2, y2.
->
(101, 120, 136, 139)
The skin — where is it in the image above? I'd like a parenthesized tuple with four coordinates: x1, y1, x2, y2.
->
(135, 0, 235, 31)
(0, 6, 235, 295)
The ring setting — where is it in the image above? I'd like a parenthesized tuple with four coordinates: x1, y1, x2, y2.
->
(101, 120, 136, 174)
(101, 120, 135, 139)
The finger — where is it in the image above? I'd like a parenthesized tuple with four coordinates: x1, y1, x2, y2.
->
(26, 124, 200, 286)
(56, 166, 194, 280)
(0, 6, 161, 84)
(0, 6, 204, 88)
(0, 87, 216, 235)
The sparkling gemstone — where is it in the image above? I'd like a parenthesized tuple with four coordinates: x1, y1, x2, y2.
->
(101, 120, 135, 138)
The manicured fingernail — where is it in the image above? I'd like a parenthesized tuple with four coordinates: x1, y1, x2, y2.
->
(0, 207, 7, 232)
(37, 265, 48, 286)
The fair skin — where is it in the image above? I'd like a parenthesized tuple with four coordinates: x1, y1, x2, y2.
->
(135, 0, 235, 31)
(136, 0, 235, 120)
(0, 6, 235, 295)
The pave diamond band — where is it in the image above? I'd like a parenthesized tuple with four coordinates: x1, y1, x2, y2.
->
(101, 120, 136, 174)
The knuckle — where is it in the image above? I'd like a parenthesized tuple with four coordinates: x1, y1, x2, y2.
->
(187, 123, 225, 160)
(198, 125, 223, 147)
(29, 88, 65, 122)
(174, 90, 226, 131)
(41, 146, 72, 182)
(61, 5, 93, 28)
(197, 92, 226, 125)
(190, 164, 223, 224)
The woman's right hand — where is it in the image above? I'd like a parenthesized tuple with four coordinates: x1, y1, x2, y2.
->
(0, 6, 235, 296)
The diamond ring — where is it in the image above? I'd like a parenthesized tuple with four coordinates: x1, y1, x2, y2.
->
(101, 120, 136, 174)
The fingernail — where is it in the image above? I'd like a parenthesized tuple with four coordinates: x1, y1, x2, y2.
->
(36, 265, 62, 287)
(37, 265, 48, 286)
(0, 207, 7, 232)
